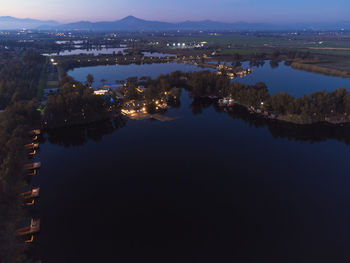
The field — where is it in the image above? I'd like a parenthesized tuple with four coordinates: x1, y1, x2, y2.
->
(144, 32, 350, 75)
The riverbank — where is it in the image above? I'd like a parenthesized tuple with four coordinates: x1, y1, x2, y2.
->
(291, 62, 350, 78)
(216, 98, 350, 126)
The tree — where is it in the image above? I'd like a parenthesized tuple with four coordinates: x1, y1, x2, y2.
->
(124, 83, 139, 101)
(86, 74, 94, 87)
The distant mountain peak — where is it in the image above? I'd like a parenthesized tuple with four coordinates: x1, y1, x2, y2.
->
(120, 15, 142, 21)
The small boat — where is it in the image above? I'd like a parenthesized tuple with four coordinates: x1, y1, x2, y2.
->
(24, 199, 35, 206)
(25, 235, 34, 243)
(24, 162, 41, 170)
(25, 143, 39, 149)
(28, 170, 37, 176)
(21, 188, 40, 199)
(227, 99, 235, 107)
(222, 98, 229, 104)
(29, 149, 37, 156)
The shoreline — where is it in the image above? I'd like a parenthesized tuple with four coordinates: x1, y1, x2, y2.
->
(290, 62, 350, 78)
(212, 97, 350, 126)
(42, 95, 350, 132)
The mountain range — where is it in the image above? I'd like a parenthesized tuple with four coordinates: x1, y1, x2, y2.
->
(1, 15, 349, 31)
(0, 16, 59, 30)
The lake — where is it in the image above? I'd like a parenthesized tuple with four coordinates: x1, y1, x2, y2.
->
(43, 47, 127, 56)
(31, 87, 350, 263)
(237, 61, 350, 96)
(30, 61, 350, 262)
(68, 62, 214, 87)
(68, 61, 350, 96)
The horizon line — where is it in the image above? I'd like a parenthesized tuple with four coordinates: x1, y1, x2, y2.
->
(0, 14, 349, 25)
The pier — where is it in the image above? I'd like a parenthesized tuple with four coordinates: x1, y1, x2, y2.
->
(16, 219, 40, 236)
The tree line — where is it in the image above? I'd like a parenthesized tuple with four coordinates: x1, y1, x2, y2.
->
(43, 75, 120, 129)
(186, 71, 350, 124)
(0, 51, 45, 110)
(125, 70, 350, 125)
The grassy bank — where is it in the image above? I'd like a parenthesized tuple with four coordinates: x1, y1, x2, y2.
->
(291, 62, 350, 78)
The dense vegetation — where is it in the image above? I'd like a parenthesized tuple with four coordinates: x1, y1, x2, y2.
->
(0, 51, 45, 109)
(58, 53, 176, 72)
(43, 76, 120, 128)
(0, 101, 40, 263)
(0, 51, 43, 263)
(291, 62, 350, 78)
(186, 71, 350, 124)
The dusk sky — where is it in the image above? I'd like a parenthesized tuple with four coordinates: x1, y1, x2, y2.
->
(0, 0, 349, 23)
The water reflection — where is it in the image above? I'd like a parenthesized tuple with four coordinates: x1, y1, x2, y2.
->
(45, 116, 127, 147)
(269, 60, 280, 68)
(249, 60, 266, 67)
(192, 97, 350, 145)
(44, 95, 350, 147)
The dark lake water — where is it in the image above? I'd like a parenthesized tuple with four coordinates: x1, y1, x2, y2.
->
(68, 61, 350, 96)
(31, 89, 350, 263)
